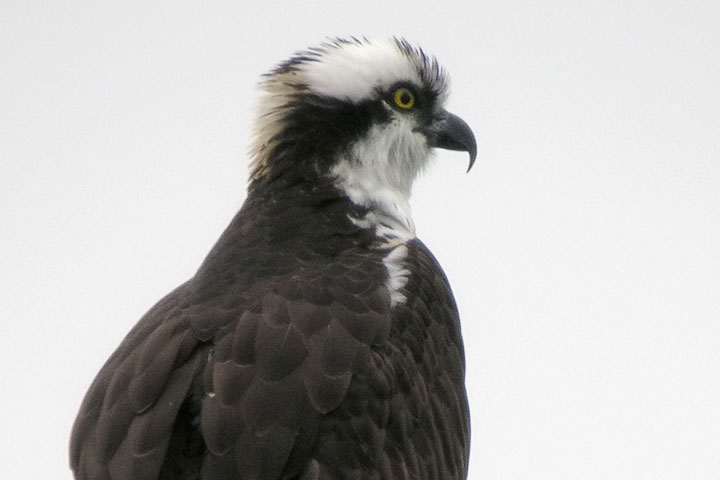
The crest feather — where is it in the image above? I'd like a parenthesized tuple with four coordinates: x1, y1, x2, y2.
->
(249, 38, 449, 180)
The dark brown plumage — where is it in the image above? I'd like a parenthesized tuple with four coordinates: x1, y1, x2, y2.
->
(71, 38, 475, 480)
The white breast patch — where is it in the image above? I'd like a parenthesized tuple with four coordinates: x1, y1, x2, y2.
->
(383, 244, 411, 307)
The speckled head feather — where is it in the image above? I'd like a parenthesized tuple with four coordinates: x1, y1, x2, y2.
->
(249, 38, 451, 182)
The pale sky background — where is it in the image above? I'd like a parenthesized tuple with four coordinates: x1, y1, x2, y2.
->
(2, 1, 719, 479)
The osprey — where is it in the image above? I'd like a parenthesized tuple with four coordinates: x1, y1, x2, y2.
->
(71, 38, 477, 480)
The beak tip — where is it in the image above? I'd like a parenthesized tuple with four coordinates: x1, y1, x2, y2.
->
(466, 149, 477, 173)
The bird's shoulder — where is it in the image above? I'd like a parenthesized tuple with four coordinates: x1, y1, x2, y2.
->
(70, 202, 399, 479)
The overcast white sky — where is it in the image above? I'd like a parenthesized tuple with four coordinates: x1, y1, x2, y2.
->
(2, 1, 720, 479)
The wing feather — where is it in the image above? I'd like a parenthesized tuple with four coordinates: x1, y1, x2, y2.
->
(72, 240, 467, 480)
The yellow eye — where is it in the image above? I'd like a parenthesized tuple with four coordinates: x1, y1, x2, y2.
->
(393, 87, 415, 110)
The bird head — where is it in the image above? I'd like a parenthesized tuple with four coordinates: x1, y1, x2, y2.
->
(249, 38, 476, 238)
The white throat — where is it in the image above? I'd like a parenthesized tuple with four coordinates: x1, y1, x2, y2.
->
(332, 145, 416, 307)
(331, 117, 432, 243)
(340, 176, 416, 243)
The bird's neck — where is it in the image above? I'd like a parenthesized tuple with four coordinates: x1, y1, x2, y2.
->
(243, 177, 373, 246)
(343, 189, 415, 247)
(193, 175, 414, 305)
(247, 171, 416, 246)
(330, 160, 417, 245)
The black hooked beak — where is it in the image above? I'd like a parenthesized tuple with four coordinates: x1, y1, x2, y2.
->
(418, 110, 477, 172)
